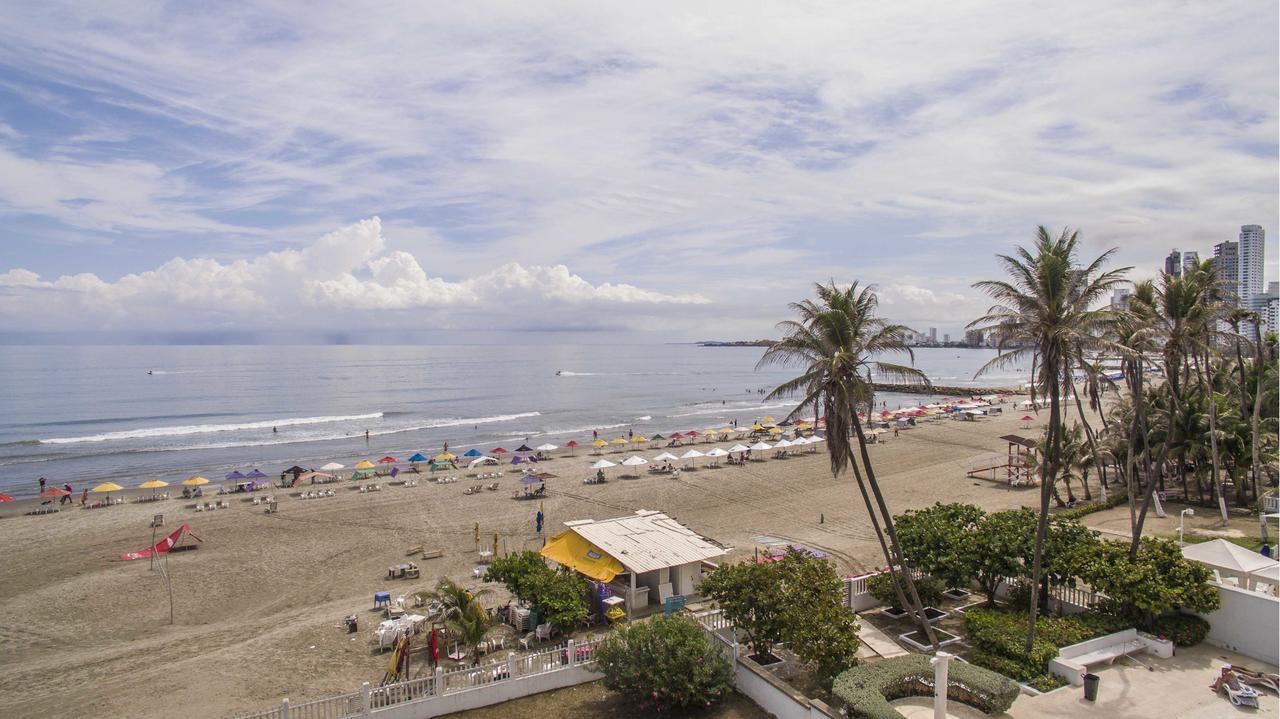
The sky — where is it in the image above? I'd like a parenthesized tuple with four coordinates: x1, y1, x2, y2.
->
(0, 1, 1276, 343)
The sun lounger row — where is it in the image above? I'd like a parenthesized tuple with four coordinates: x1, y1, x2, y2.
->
(359, 484, 382, 493)
(401, 479, 419, 487)
(435, 476, 459, 484)
(297, 490, 335, 499)
(194, 500, 229, 511)
(27, 506, 60, 515)
(463, 484, 485, 495)
(474, 472, 503, 479)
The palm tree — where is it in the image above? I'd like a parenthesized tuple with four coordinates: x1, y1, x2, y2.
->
(427, 578, 491, 662)
(969, 226, 1126, 653)
(760, 280, 939, 647)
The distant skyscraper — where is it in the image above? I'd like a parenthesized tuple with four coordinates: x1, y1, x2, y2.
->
(943, 333, 950, 344)
(1181, 251, 1199, 273)
(928, 327, 937, 342)
(1164, 249, 1182, 277)
(1213, 240, 1239, 302)
(1247, 281, 1279, 337)
(1238, 225, 1266, 306)
(964, 329, 984, 347)
(1111, 288, 1133, 311)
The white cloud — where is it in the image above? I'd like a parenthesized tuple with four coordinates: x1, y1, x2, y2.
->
(0, 218, 707, 331)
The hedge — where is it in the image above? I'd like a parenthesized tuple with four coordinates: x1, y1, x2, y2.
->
(1055, 491, 1128, 521)
(962, 607, 1129, 688)
(1153, 613, 1210, 647)
(832, 654, 1019, 719)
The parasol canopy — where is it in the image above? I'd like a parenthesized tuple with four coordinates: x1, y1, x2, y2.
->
(244, 469, 267, 479)
(0, 493, 12, 502)
(590, 459, 617, 469)
(408, 453, 429, 463)
(631, 436, 647, 443)
(92, 482, 125, 492)
(591, 439, 608, 447)
(650, 434, 665, 441)
(225, 470, 245, 481)
(680, 449, 705, 459)
(40, 487, 71, 498)
(728, 444, 750, 453)
(749, 441, 772, 451)
(378, 456, 397, 464)
(491, 447, 508, 454)
(705, 447, 729, 457)
(139, 480, 169, 489)
(515, 444, 534, 453)
(434, 452, 455, 461)
(519, 474, 542, 484)
(183, 476, 210, 486)
(320, 462, 345, 471)
(463, 448, 484, 457)
(354, 460, 376, 469)
(610, 437, 628, 446)
(536, 443, 558, 451)
(773, 438, 793, 448)
(565, 440, 579, 447)
(621, 455, 649, 466)
(653, 452, 679, 461)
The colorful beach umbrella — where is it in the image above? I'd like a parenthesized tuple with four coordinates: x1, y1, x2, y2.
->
(621, 455, 648, 467)
(631, 436, 647, 444)
(138, 480, 169, 489)
(611, 437, 628, 446)
(244, 469, 267, 479)
(519, 474, 541, 484)
(40, 487, 71, 498)
(378, 456, 397, 464)
(650, 434, 665, 441)
(590, 458, 617, 469)
(653, 452, 679, 461)
(225, 470, 245, 481)
(515, 444, 534, 453)
(0, 493, 12, 502)
(408, 453, 429, 463)
(591, 439, 608, 447)
(463, 449, 484, 458)
(536, 443, 558, 451)
(491, 447, 508, 454)
(182, 476, 210, 486)
(354, 460, 376, 469)
(565, 441, 579, 455)
(92, 482, 125, 492)
(434, 452, 455, 461)
(320, 462, 345, 471)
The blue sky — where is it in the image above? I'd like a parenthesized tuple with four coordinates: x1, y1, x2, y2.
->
(0, 1, 1276, 341)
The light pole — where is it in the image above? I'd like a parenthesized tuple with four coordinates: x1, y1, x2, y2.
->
(1178, 508, 1195, 546)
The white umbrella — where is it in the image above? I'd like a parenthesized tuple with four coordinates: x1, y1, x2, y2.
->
(653, 452, 679, 462)
(590, 459, 617, 469)
(705, 447, 729, 457)
(680, 448, 704, 468)
(749, 441, 772, 451)
(621, 455, 649, 466)
(728, 444, 750, 453)
(320, 462, 345, 471)
(536, 443, 558, 451)
(774, 438, 794, 448)
(468, 456, 499, 468)
(793, 436, 813, 445)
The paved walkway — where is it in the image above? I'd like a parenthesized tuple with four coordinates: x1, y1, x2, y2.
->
(1008, 643, 1278, 719)
(856, 614, 909, 659)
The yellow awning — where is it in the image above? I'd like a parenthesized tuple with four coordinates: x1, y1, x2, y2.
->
(92, 482, 124, 492)
(541, 531, 625, 583)
(138, 480, 169, 489)
(354, 460, 376, 469)
(751, 424, 764, 431)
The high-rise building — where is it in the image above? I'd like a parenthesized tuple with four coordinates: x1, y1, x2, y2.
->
(1238, 225, 1265, 304)
(1164, 249, 1182, 277)
(965, 329, 984, 347)
(1213, 240, 1239, 302)
(928, 327, 937, 342)
(943, 333, 950, 344)
(1110, 288, 1133, 311)
(1181, 251, 1199, 273)
(1248, 282, 1279, 337)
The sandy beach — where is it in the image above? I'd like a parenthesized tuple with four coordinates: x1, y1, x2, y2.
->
(0, 404, 1050, 719)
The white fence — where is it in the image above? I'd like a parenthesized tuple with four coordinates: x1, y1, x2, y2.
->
(233, 638, 604, 719)
(1263, 490, 1279, 515)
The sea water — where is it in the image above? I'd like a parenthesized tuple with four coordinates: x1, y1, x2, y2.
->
(0, 345, 1029, 495)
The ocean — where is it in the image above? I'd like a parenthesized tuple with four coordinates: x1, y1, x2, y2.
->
(0, 344, 1030, 497)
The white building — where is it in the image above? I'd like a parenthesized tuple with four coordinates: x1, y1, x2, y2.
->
(541, 509, 727, 619)
(1238, 225, 1265, 305)
(1111, 287, 1133, 311)
(1182, 250, 1200, 273)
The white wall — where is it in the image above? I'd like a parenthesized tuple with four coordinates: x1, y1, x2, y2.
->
(1198, 582, 1280, 666)
(370, 665, 601, 719)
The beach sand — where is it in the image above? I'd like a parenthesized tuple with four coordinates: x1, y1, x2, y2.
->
(0, 405, 1049, 718)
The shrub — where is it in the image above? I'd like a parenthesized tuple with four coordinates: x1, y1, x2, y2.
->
(1056, 491, 1127, 521)
(868, 572, 944, 611)
(962, 607, 1129, 686)
(1153, 613, 1210, 647)
(594, 615, 733, 712)
(832, 654, 1019, 719)
(483, 551, 588, 632)
(1004, 580, 1034, 612)
(1075, 538, 1220, 629)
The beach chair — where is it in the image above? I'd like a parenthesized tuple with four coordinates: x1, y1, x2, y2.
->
(535, 622, 556, 642)
(1232, 666, 1280, 693)
(1222, 679, 1260, 708)
(519, 632, 536, 650)
(195, 503, 204, 512)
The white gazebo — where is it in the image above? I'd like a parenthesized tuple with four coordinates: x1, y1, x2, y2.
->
(1182, 539, 1279, 592)
(542, 509, 728, 619)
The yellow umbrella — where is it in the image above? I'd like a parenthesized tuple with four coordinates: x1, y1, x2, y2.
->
(138, 480, 169, 489)
(719, 428, 733, 434)
(611, 437, 628, 445)
(768, 427, 783, 435)
(354, 460, 376, 469)
(434, 452, 455, 461)
(631, 436, 647, 444)
(592, 439, 609, 447)
(761, 416, 775, 424)
(705, 427, 719, 435)
(92, 482, 125, 492)
(750, 424, 765, 431)
(182, 476, 210, 486)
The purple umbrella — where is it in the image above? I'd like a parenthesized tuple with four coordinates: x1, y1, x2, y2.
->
(244, 469, 267, 479)
(225, 470, 245, 481)
(519, 475, 541, 485)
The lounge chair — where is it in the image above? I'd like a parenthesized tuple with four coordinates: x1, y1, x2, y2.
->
(1222, 679, 1260, 708)
(535, 622, 555, 642)
(519, 631, 535, 650)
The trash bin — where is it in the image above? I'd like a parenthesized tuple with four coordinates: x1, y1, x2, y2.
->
(1083, 673, 1100, 701)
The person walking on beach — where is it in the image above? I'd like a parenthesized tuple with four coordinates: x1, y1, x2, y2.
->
(80, 488, 88, 506)
(628, 428, 633, 439)
(38, 477, 46, 493)
(364, 429, 370, 442)
(592, 429, 598, 440)
(61, 483, 72, 505)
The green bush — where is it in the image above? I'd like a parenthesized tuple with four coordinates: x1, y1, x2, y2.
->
(1153, 613, 1210, 647)
(1055, 491, 1127, 521)
(1004, 580, 1034, 612)
(594, 615, 733, 712)
(832, 654, 1019, 719)
(962, 607, 1129, 686)
(868, 572, 944, 611)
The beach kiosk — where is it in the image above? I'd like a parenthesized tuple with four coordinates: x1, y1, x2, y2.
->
(541, 510, 727, 621)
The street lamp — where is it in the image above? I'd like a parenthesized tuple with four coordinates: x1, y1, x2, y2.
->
(1178, 508, 1195, 546)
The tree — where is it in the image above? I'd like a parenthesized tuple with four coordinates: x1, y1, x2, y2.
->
(894, 502, 985, 591)
(425, 578, 491, 661)
(483, 551, 589, 632)
(761, 281, 939, 647)
(698, 560, 788, 659)
(1076, 538, 1219, 630)
(594, 615, 734, 712)
(776, 550, 862, 687)
(966, 510, 1033, 606)
(970, 226, 1127, 653)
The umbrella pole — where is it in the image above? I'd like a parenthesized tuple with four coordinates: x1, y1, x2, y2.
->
(150, 522, 157, 571)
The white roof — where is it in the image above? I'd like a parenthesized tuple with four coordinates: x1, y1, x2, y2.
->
(563, 510, 726, 574)
(1250, 562, 1280, 584)
(1182, 539, 1276, 574)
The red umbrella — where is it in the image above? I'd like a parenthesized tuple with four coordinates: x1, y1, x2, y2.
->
(377, 456, 397, 464)
(686, 430, 700, 437)
(491, 447, 508, 454)
(1021, 416, 1034, 421)
(669, 432, 684, 439)
(40, 487, 71, 498)
(565, 440, 579, 447)
(0, 493, 13, 502)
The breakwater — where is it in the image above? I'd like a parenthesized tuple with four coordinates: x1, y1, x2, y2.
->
(872, 383, 1021, 397)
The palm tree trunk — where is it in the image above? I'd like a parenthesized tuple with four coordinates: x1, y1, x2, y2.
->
(1196, 349, 1228, 523)
(1070, 364, 1107, 503)
(848, 417, 940, 649)
(1025, 351, 1062, 654)
(1251, 323, 1265, 518)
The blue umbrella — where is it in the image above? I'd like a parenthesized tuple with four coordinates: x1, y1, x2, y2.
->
(244, 469, 267, 479)
(463, 448, 483, 458)
(519, 475, 541, 485)
(511, 456, 523, 465)
(225, 470, 245, 481)
(408, 453, 428, 463)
